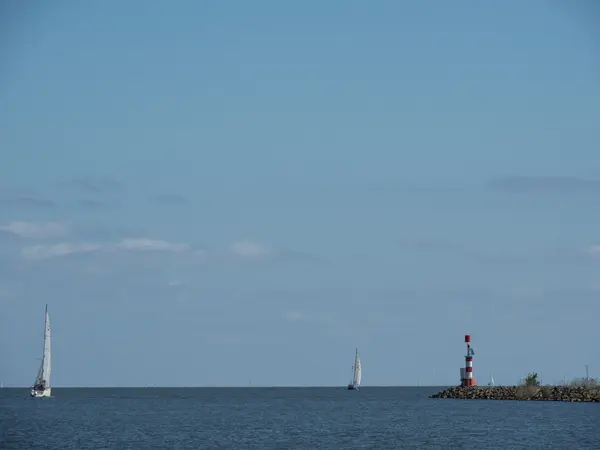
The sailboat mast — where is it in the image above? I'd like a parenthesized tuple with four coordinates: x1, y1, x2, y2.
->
(353, 348, 359, 384)
(42, 304, 51, 386)
(42, 304, 48, 354)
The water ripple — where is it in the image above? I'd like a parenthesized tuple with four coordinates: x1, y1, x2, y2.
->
(1, 387, 598, 449)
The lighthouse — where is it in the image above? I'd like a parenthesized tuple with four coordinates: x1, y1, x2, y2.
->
(460, 334, 477, 387)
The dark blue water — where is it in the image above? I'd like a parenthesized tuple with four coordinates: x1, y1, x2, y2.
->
(1, 387, 598, 449)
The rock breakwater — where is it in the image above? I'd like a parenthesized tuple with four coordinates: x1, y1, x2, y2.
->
(430, 385, 600, 402)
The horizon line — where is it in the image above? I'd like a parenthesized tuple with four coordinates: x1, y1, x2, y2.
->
(2, 385, 453, 389)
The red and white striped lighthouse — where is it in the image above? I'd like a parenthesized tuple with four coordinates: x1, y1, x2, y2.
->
(461, 334, 477, 387)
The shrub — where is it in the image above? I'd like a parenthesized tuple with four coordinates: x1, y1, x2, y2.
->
(523, 372, 541, 387)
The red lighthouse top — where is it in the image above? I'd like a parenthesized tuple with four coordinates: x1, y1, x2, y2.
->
(465, 334, 471, 343)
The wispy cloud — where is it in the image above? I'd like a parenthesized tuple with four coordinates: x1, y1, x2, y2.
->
(150, 194, 186, 205)
(281, 310, 343, 331)
(57, 177, 123, 194)
(284, 311, 307, 321)
(585, 245, 600, 257)
(397, 238, 463, 252)
(396, 238, 523, 264)
(488, 176, 600, 192)
(229, 240, 276, 261)
(0, 186, 36, 196)
(0, 220, 150, 243)
(207, 333, 250, 346)
(0, 221, 70, 239)
(0, 196, 55, 208)
(21, 243, 101, 260)
(78, 199, 110, 209)
(227, 239, 322, 264)
(114, 238, 190, 252)
(20, 238, 193, 260)
(8, 225, 315, 268)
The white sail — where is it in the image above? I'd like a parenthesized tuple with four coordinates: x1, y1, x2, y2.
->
(43, 306, 51, 386)
(354, 358, 362, 386)
(353, 350, 362, 386)
(34, 362, 43, 385)
(31, 305, 51, 397)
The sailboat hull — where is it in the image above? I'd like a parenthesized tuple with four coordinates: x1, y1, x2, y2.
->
(347, 384, 359, 390)
(30, 388, 51, 398)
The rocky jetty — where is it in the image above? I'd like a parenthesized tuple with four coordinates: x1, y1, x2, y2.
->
(430, 385, 600, 402)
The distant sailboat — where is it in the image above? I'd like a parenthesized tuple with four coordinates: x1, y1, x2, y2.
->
(488, 373, 495, 387)
(30, 305, 52, 398)
(347, 348, 362, 391)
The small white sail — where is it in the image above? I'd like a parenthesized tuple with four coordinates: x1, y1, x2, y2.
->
(31, 305, 51, 398)
(354, 355, 362, 386)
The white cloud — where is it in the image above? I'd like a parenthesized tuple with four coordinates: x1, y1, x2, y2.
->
(229, 240, 276, 261)
(0, 221, 70, 239)
(587, 245, 600, 257)
(114, 238, 190, 252)
(21, 243, 101, 260)
(17, 235, 296, 267)
(20, 238, 192, 260)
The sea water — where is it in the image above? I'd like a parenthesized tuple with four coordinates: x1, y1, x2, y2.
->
(1, 387, 598, 449)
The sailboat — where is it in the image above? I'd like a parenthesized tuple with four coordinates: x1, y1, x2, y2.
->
(347, 348, 362, 390)
(30, 304, 52, 398)
(488, 373, 495, 387)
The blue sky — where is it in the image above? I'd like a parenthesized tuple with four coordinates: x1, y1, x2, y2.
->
(0, 0, 599, 387)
